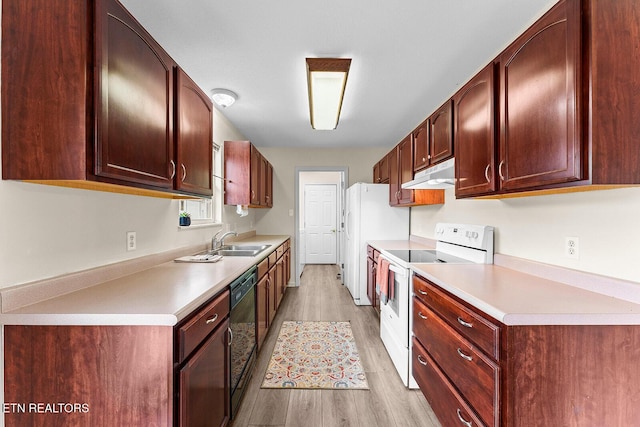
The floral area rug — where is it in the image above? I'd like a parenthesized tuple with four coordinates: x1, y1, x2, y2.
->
(261, 321, 369, 389)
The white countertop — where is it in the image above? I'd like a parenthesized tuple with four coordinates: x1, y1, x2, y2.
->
(367, 239, 640, 326)
(0, 235, 289, 326)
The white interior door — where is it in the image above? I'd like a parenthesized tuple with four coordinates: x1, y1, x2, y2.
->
(304, 184, 337, 264)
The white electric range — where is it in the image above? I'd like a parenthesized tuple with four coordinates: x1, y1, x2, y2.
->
(377, 223, 494, 389)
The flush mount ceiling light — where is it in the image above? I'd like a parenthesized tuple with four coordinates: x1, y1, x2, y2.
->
(210, 88, 237, 108)
(306, 58, 351, 130)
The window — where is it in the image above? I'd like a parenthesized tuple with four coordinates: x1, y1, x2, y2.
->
(178, 142, 222, 225)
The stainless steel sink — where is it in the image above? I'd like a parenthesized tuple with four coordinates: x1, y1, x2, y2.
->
(209, 244, 271, 257)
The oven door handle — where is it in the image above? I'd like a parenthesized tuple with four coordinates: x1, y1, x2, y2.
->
(388, 263, 406, 276)
(378, 256, 406, 277)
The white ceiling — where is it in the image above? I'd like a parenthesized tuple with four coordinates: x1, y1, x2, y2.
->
(120, 0, 558, 149)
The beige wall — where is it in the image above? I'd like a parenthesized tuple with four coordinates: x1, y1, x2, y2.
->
(411, 186, 640, 283)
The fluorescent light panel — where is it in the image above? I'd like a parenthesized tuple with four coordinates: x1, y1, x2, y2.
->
(306, 58, 351, 130)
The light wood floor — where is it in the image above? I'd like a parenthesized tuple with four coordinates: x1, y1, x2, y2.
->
(230, 264, 441, 427)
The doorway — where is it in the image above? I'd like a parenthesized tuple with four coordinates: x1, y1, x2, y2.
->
(295, 167, 348, 287)
(303, 184, 337, 264)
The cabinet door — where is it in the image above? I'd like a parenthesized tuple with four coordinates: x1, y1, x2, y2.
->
(454, 63, 497, 198)
(498, 0, 583, 191)
(379, 154, 390, 183)
(397, 135, 414, 205)
(179, 318, 230, 427)
(367, 256, 376, 308)
(413, 119, 430, 172)
(175, 68, 213, 196)
(284, 248, 291, 284)
(267, 267, 277, 325)
(256, 273, 269, 350)
(260, 157, 273, 207)
(250, 145, 261, 205)
(388, 146, 400, 205)
(275, 256, 285, 309)
(95, 0, 174, 189)
(430, 100, 454, 164)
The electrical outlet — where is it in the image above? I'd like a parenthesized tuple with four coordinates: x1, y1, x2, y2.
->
(126, 231, 137, 251)
(565, 236, 579, 259)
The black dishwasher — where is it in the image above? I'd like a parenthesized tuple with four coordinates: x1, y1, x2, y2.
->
(229, 266, 257, 418)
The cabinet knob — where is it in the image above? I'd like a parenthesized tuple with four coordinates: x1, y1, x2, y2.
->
(427, 155, 431, 159)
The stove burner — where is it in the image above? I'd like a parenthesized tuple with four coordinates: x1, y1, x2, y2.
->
(386, 249, 474, 264)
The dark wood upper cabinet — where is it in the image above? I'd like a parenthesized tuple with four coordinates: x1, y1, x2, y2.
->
(224, 141, 273, 208)
(429, 100, 454, 165)
(454, 63, 497, 197)
(175, 68, 214, 196)
(412, 119, 430, 172)
(388, 146, 400, 206)
(498, 0, 583, 191)
(250, 145, 261, 205)
(1, 0, 213, 198)
(397, 135, 415, 205)
(374, 154, 390, 183)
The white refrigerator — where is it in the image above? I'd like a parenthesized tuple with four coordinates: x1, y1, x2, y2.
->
(343, 183, 409, 305)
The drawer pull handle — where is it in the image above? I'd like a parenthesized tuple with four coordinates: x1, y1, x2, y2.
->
(457, 348, 473, 362)
(457, 317, 473, 328)
(416, 354, 427, 366)
(205, 313, 219, 324)
(416, 289, 427, 296)
(456, 409, 472, 427)
(418, 312, 428, 320)
(228, 327, 233, 346)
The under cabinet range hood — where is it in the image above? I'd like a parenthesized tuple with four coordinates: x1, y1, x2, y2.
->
(402, 158, 455, 189)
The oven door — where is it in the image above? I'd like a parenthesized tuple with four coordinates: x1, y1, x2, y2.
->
(379, 260, 412, 387)
(380, 262, 409, 346)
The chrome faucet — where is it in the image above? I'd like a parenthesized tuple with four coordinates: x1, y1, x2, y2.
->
(212, 230, 238, 250)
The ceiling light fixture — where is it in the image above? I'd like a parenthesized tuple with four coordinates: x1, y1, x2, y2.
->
(306, 58, 351, 130)
(210, 88, 237, 108)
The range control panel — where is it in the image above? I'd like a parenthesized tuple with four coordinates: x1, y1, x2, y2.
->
(434, 223, 494, 252)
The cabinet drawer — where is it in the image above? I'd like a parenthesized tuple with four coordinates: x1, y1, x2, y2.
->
(257, 257, 269, 279)
(412, 337, 486, 427)
(268, 251, 277, 267)
(413, 298, 499, 427)
(413, 275, 500, 359)
(177, 289, 230, 363)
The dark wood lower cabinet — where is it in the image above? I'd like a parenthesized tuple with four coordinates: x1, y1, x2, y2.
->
(4, 294, 233, 427)
(179, 319, 230, 427)
(413, 274, 640, 427)
(4, 325, 174, 426)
